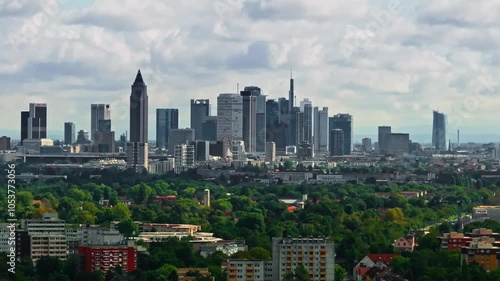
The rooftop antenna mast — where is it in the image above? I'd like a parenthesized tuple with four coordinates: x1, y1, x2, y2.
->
(237, 83, 239, 93)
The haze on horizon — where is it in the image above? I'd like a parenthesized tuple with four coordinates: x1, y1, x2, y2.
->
(1, 0, 500, 142)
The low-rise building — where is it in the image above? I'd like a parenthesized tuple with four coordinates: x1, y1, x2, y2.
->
(461, 237, 500, 272)
(393, 235, 417, 252)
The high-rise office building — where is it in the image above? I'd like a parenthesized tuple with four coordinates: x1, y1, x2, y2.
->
(240, 86, 266, 152)
(156, 108, 179, 150)
(190, 140, 210, 161)
(289, 71, 294, 112)
(313, 107, 329, 152)
(90, 104, 111, 143)
(174, 144, 195, 173)
(168, 128, 195, 153)
(20, 111, 29, 145)
(296, 99, 313, 146)
(361, 138, 372, 152)
(64, 122, 76, 145)
(0, 136, 11, 150)
(190, 99, 210, 140)
(240, 90, 257, 152)
(128, 70, 149, 170)
(76, 130, 91, 144)
(201, 116, 217, 141)
(329, 114, 352, 155)
(432, 110, 447, 151)
(217, 94, 243, 157)
(266, 99, 287, 150)
(21, 103, 47, 144)
(378, 126, 391, 154)
(130, 70, 148, 143)
(387, 133, 410, 155)
(329, 129, 344, 156)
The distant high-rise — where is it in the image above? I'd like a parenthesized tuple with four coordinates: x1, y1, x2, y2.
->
(387, 133, 410, 155)
(168, 128, 195, 154)
(217, 94, 243, 157)
(21, 103, 47, 144)
(64, 122, 76, 145)
(361, 138, 372, 152)
(201, 116, 217, 141)
(296, 99, 313, 146)
(330, 129, 344, 156)
(20, 111, 29, 145)
(266, 99, 286, 150)
(156, 108, 179, 150)
(432, 111, 447, 151)
(289, 71, 294, 112)
(240, 90, 257, 152)
(378, 126, 392, 154)
(128, 70, 149, 171)
(129, 70, 148, 143)
(240, 86, 266, 152)
(330, 114, 353, 155)
(0, 136, 11, 150)
(91, 104, 111, 143)
(313, 107, 329, 152)
(190, 99, 210, 140)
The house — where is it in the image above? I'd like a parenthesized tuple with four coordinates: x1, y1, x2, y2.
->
(354, 254, 400, 281)
(393, 235, 416, 252)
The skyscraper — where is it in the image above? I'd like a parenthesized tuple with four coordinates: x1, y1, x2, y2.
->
(289, 71, 294, 112)
(387, 133, 410, 155)
(432, 110, 447, 151)
(64, 122, 76, 145)
(168, 128, 195, 153)
(240, 86, 266, 152)
(314, 107, 329, 152)
(156, 108, 179, 150)
(130, 70, 148, 143)
(128, 70, 149, 171)
(20, 111, 29, 145)
(266, 99, 287, 150)
(378, 126, 392, 154)
(296, 99, 313, 146)
(217, 93, 243, 157)
(240, 90, 257, 152)
(21, 103, 47, 142)
(330, 129, 345, 156)
(190, 99, 210, 140)
(91, 104, 111, 143)
(330, 114, 353, 155)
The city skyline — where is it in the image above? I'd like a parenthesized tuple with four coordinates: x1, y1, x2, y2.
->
(2, 1, 500, 143)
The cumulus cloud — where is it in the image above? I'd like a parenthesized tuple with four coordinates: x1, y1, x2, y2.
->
(1, 0, 500, 141)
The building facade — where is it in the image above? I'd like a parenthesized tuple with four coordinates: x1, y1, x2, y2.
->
(265, 142, 276, 162)
(128, 70, 149, 171)
(217, 94, 243, 157)
(21, 103, 47, 144)
(0, 136, 11, 150)
(168, 128, 194, 154)
(432, 110, 447, 151)
(378, 126, 391, 154)
(387, 133, 410, 155)
(313, 107, 329, 152)
(78, 245, 137, 274)
(64, 122, 76, 145)
(329, 129, 344, 156)
(156, 108, 179, 150)
(330, 114, 352, 155)
(90, 104, 111, 144)
(191, 99, 210, 141)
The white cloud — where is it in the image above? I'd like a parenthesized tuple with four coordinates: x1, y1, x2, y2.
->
(1, 0, 500, 142)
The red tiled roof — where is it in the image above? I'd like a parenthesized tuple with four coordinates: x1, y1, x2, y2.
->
(366, 254, 400, 266)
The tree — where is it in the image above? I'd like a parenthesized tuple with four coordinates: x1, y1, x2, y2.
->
(118, 218, 138, 237)
(334, 264, 347, 281)
(249, 247, 271, 260)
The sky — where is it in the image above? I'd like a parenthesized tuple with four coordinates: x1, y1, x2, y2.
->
(1, 0, 500, 143)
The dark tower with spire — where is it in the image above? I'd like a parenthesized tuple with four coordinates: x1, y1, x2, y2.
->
(130, 70, 148, 143)
(127, 70, 149, 171)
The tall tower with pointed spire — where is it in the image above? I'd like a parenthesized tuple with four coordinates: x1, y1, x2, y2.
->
(127, 70, 149, 171)
(130, 70, 148, 142)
